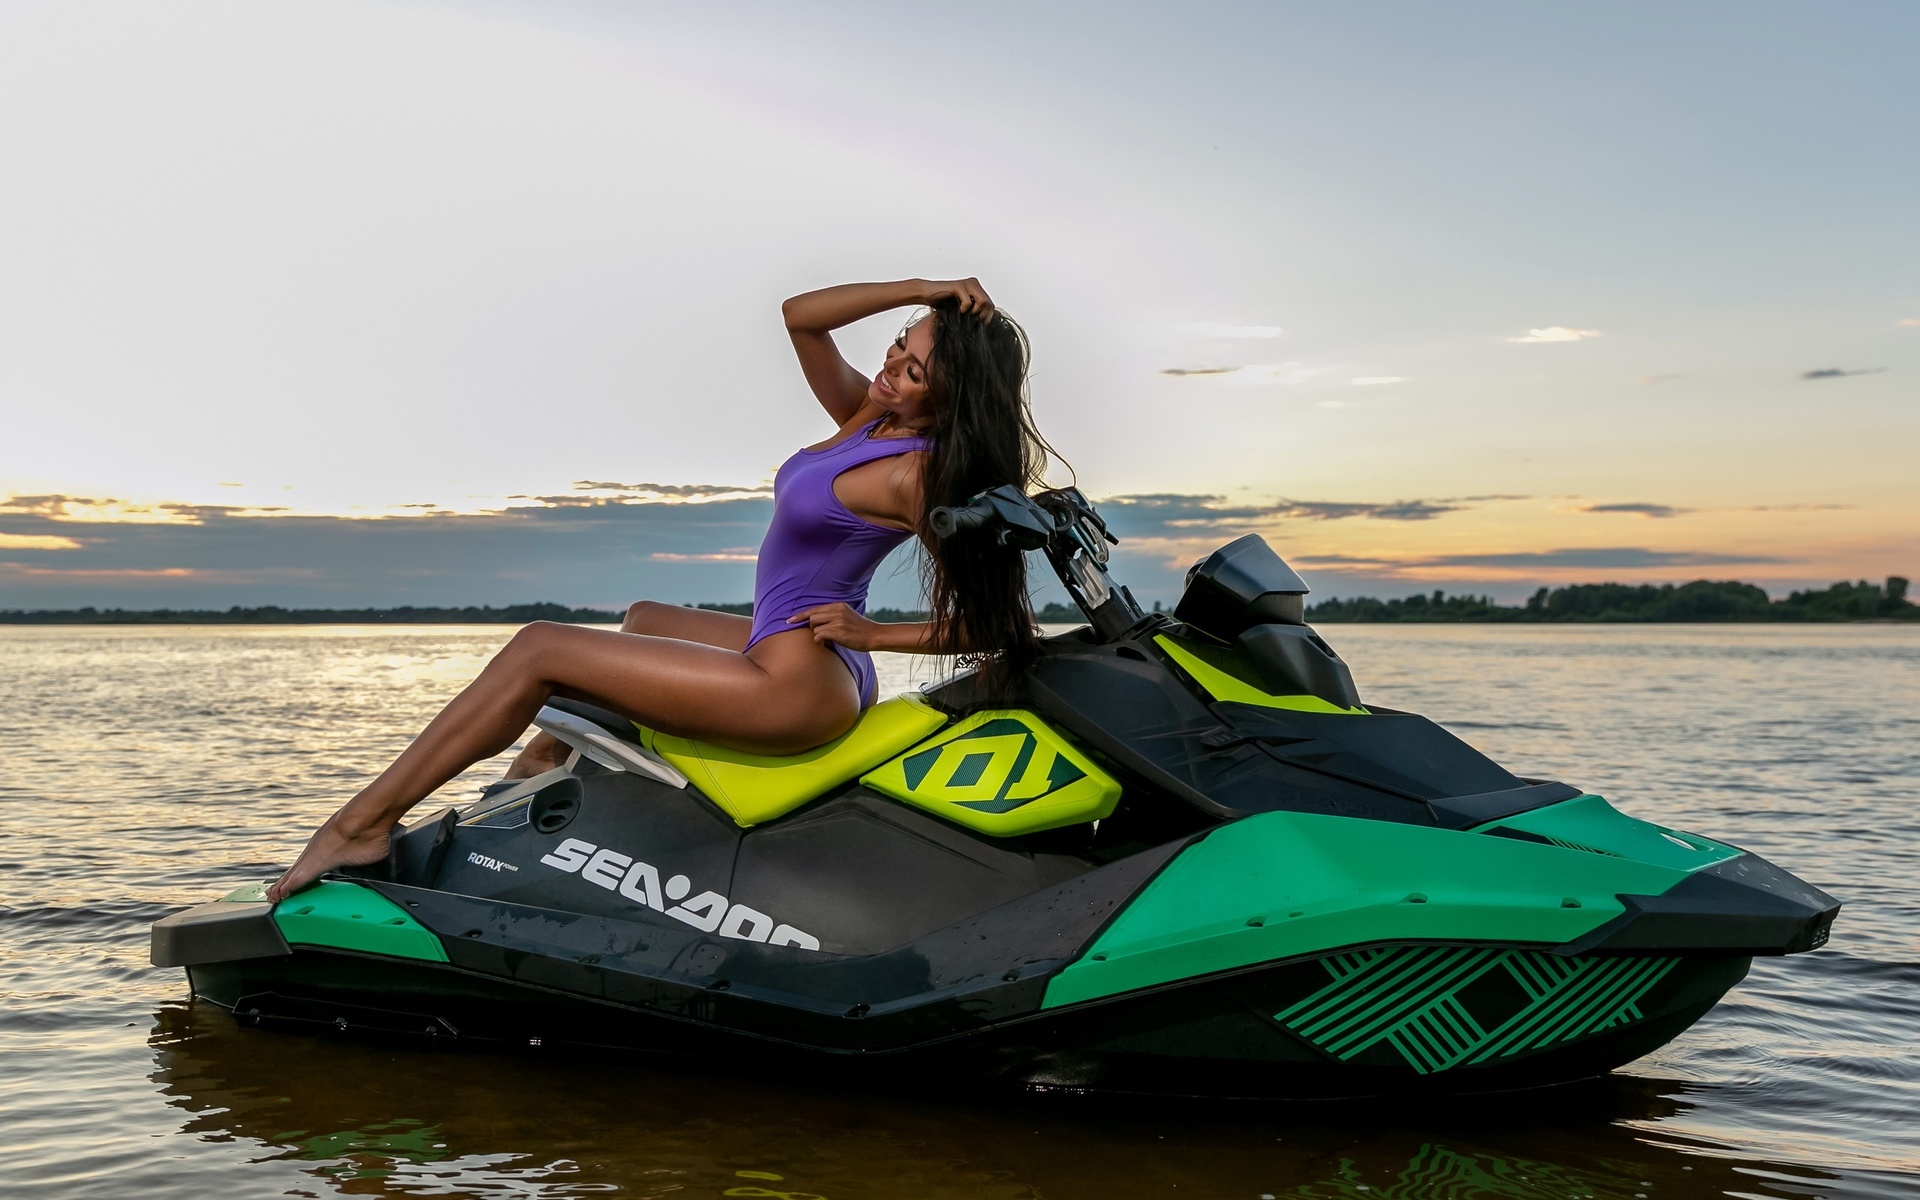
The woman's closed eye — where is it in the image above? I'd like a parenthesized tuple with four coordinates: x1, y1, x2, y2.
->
(892, 336, 923, 383)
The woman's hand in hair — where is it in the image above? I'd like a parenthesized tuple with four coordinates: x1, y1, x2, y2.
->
(921, 277, 995, 322)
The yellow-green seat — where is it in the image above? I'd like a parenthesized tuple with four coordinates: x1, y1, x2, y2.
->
(637, 693, 949, 827)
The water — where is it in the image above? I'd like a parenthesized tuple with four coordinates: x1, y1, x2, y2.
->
(2, 623, 1916, 1199)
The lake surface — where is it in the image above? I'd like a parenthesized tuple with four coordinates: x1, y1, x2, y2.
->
(2, 623, 1916, 1199)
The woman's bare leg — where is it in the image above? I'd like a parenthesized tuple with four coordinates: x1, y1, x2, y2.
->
(503, 602, 751, 778)
(266, 622, 854, 901)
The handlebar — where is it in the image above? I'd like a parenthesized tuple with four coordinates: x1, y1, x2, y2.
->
(927, 485, 1148, 640)
(928, 499, 995, 540)
(927, 486, 1055, 550)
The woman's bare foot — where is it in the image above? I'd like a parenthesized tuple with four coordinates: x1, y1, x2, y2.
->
(265, 816, 394, 903)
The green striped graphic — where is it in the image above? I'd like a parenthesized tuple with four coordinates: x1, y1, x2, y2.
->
(1274, 945, 1678, 1074)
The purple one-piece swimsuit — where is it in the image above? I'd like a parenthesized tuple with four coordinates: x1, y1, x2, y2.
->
(745, 418, 928, 707)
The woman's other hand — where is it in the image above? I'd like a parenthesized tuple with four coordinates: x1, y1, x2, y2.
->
(920, 277, 994, 321)
(788, 602, 882, 651)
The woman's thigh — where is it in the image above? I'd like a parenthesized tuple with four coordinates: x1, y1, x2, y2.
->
(522, 623, 858, 754)
(622, 600, 751, 651)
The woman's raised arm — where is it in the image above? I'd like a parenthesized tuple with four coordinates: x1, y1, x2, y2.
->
(782, 279, 993, 424)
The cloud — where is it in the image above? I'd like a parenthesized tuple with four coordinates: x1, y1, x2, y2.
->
(570, 481, 773, 501)
(1159, 363, 1312, 384)
(0, 495, 113, 517)
(1271, 499, 1464, 521)
(1298, 548, 1781, 571)
(1181, 323, 1283, 339)
(1, 484, 1830, 612)
(157, 502, 294, 521)
(1097, 492, 1506, 543)
(0, 489, 783, 609)
(1636, 373, 1684, 386)
(1801, 367, 1886, 380)
(1576, 502, 1688, 518)
(0, 494, 296, 524)
(1507, 326, 1603, 344)
(0, 563, 198, 580)
(528, 489, 772, 509)
(1565, 500, 1854, 519)
(649, 548, 759, 563)
(1099, 494, 1277, 530)
(0, 564, 318, 582)
(1899, 318, 1920, 327)
(0, 533, 83, 551)
(1349, 376, 1404, 386)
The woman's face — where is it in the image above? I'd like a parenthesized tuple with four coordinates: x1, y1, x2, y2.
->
(869, 316, 936, 426)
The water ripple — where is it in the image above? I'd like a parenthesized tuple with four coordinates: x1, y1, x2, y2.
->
(3, 622, 1916, 1198)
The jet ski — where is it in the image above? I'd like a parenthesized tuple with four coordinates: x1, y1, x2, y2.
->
(151, 486, 1838, 1097)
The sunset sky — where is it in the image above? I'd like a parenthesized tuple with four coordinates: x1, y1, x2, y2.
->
(2, 1, 1914, 610)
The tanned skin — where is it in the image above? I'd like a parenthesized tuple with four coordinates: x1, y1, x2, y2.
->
(265, 277, 994, 902)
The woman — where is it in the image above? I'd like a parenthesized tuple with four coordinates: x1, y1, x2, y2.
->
(266, 277, 1051, 902)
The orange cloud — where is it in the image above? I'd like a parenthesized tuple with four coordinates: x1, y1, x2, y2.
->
(0, 563, 196, 579)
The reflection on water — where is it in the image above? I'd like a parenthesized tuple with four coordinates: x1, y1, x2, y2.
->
(3, 624, 1918, 1198)
(140, 1002, 1859, 1200)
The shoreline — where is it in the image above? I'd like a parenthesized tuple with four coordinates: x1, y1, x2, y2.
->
(2, 579, 1912, 627)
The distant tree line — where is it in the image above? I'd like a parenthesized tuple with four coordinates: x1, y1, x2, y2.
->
(1305, 576, 1914, 623)
(0, 599, 1092, 626)
(3, 582, 1909, 625)
(0, 602, 627, 625)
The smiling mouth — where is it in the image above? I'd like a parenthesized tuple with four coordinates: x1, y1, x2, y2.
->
(876, 373, 897, 397)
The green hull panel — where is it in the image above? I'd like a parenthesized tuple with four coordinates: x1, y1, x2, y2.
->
(1044, 804, 1698, 1009)
(1275, 944, 1679, 1073)
(1478, 793, 1742, 869)
(272, 880, 449, 962)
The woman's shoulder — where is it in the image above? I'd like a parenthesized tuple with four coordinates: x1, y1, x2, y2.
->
(831, 442, 926, 530)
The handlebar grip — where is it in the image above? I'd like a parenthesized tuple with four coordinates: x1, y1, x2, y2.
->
(929, 502, 994, 539)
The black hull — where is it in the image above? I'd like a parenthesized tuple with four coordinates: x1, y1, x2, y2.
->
(186, 947, 1751, 1100)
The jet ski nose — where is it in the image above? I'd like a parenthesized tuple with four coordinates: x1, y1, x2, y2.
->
(1555, 850, 1840, 957)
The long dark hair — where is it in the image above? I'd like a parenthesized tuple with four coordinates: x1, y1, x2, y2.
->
(917, 296, 1057, 683)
